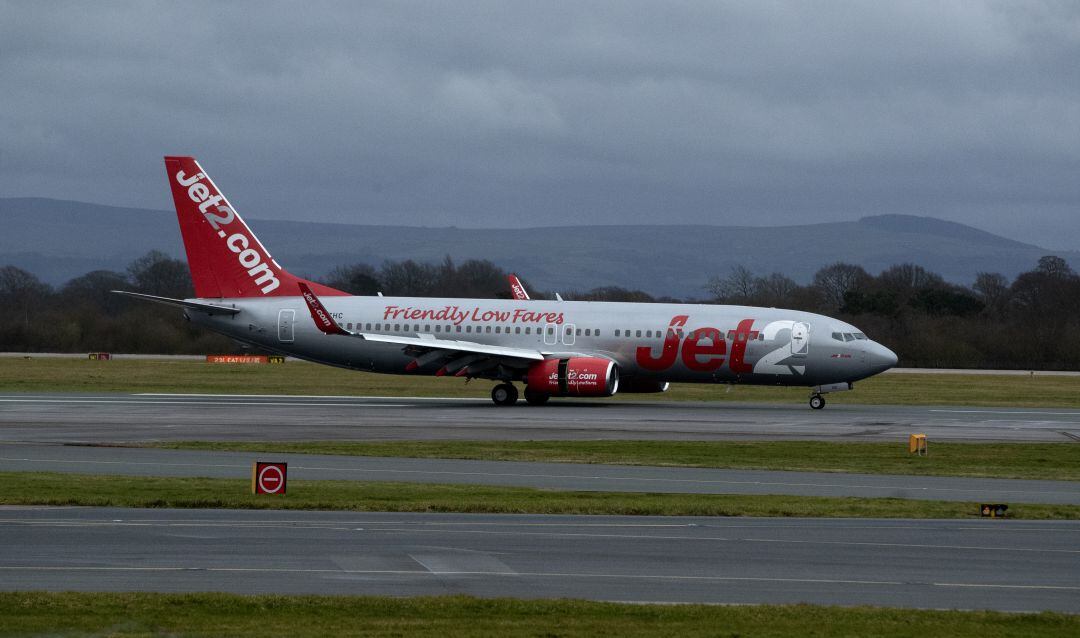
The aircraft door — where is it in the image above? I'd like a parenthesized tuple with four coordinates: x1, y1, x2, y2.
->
(278, 309, 296, 343)
(543, 323, 558, 346)
(790, 322, 809, 357)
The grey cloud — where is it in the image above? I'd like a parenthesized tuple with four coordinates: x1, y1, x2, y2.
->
(1, 1, 1079, 248)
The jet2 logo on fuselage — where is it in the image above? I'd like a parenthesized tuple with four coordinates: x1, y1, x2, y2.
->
(636, 316, 801, 375)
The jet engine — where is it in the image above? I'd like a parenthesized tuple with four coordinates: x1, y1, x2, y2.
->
(526, 357, 619, 397)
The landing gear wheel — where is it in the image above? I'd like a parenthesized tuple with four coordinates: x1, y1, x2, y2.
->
(524, 387, 550, 405)
(809, 394, 825, 410)
(491, 383, 519, 406)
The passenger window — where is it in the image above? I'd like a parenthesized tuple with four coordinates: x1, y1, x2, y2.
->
(414, 324, 420, 332)
(365, 323, 372, 331)
(424, 324, 430, 332)
(393, 323, 400, 332)
(636, 330, 642, 338)
(466, 326, 472, 333)
(615, 329, 621, 337)
(727, 330, 735, 340)
(435, 325, 441, 332)
(346, 323, 352, 330)
(547, 327, 554, 335)
(494, 326, 500, 334)
(525, 327, 531, 334)
(455, 326, 461, 332)
(515, 327, 521, 334)
(566, 327, 572, 336)
(576, 328, 582, 336)
(375, 323, 382, 330)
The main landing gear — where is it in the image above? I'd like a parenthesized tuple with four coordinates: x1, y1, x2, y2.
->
(491, 383, 519, 406)
(809, 394, 825, 410)
(491, 383, 550, 406)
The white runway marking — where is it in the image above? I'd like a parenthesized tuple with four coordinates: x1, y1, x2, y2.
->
(0, 564, 1075, 591)
(137, 393, 486, 402)
(930, 409, 1080, 417)
(0, 398, 408, 408)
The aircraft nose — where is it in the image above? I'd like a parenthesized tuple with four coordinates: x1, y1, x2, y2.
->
(866, 342, 898, 371)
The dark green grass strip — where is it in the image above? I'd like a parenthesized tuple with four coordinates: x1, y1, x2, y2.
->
(153, 440, 1080, 482)
(8, 358, 1080, 407)
(0, 592, 1076, 637)
(1, 472, 1076, 519)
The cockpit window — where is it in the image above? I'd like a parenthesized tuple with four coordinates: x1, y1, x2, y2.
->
(853, 333, 868, 340)
(843, 333, 854, 342)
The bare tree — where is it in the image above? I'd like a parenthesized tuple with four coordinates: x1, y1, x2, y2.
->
(812, 262, 870, 311)
(706, 265, 756, 302)
(972, 272, 1009, 316)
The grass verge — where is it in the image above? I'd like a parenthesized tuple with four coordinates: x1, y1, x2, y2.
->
(1, 471, 1076, 519)
(1, 592, 1077, 637)
(154, 440, 1080, 482)
(6, 357, 1080, 406)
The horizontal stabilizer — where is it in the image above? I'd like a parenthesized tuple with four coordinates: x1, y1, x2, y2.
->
(110, 290, 241, 315)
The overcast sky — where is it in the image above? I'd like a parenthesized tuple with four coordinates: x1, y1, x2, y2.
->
(2, 1, 1078, 248)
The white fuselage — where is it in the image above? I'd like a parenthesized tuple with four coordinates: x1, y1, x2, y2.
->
(189, 295, 897, 388)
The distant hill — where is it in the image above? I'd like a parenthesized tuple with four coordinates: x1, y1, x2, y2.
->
(2, 197, 1075, 298)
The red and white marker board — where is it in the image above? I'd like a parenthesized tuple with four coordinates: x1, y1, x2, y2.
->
(251, 462, 287, 495)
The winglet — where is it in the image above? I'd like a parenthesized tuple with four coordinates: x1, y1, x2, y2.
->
(508, 274, 531, 300)
(299, 282, 350, 335)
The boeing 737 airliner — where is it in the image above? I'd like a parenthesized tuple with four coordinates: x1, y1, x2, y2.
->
(116, 156, 897, 408)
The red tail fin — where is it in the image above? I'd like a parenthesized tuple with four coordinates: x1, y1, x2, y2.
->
(164, 156, 346, 298)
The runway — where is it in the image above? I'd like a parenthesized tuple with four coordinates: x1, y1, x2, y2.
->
(0, 507, 1076, 612)
(4, 443, 1078, 504)
(2, 392, 1080, 443)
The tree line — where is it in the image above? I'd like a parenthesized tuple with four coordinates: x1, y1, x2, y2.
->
(1, 251, 1077, 369)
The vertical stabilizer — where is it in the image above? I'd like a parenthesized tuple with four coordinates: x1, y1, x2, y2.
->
(164, 156, 346, 298)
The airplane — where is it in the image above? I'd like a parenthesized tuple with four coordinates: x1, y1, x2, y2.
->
(115, 156, 898, 409)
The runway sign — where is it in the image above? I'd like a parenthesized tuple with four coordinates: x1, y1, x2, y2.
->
(268, 355, 286, 364)
(981, 504, 1008, 518)
(207, 355, 269, 364)
(252, 462, 287, 495)
(88, 352, 112, 361)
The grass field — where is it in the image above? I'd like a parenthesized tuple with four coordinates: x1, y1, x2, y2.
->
(2, 471, 1076, 519)
(156, 440, 1080, 481)
(1, 592, 1076, 637)
(5, 357, 1080, 406)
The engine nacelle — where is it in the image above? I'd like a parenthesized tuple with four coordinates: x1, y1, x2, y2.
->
(526, 357, 619, 397)
(619, 378, 670, 394)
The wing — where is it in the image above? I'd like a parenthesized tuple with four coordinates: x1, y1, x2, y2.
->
(298, 283, 545, 376)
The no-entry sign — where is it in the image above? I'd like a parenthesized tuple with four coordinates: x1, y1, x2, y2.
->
(252, 462, 287, 495)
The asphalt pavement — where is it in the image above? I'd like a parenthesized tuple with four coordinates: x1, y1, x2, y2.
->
(0, 507, 1075, 612)
(2, 392, 1079, 442)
